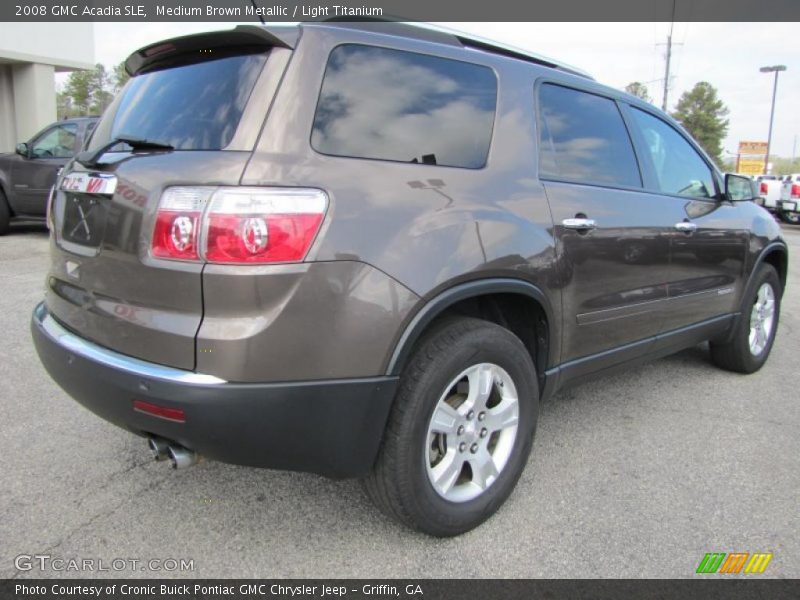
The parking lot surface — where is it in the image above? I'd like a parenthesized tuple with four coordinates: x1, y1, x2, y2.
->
(1, 224, 798, 578)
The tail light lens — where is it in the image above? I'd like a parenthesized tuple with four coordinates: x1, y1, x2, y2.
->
(792, 184, 800, 198)
(760, 182, 768, 194)
(151, 187, 328, 264)
(151, 188, 212, 261)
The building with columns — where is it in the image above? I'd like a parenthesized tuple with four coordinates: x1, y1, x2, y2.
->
(0, 23, 94, 152)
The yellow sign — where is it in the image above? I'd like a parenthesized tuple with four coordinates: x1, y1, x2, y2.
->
(737, 158, 765, 176)
(738, 141, 768, 155)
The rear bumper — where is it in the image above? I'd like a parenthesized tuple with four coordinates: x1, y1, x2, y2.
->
(31, 303, 397, 478)
(778, 199, 798, 213)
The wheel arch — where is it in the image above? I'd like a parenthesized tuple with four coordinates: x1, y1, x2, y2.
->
(759, 243, 788, 295)
(385, 278, 557, 393)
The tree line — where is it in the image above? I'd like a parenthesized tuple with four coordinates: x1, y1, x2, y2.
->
(57, 62, 129, 119)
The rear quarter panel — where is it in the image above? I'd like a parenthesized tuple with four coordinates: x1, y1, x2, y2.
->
(240, 26, 562, 375)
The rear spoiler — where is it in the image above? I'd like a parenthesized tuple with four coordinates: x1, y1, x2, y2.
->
(125, 25, 296, 76)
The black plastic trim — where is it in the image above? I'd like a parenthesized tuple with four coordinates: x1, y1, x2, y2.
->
(386, 278, 556, 376)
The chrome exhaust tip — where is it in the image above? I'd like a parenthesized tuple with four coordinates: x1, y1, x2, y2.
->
(148, 437, 170, 461)
(167, 445, 198, 470)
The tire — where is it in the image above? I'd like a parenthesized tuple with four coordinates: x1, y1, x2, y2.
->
(710, 264, 781, 374)
(0, 189, 10, 236)
(363, 317, 539, 536)
(778, 210, 800, 225)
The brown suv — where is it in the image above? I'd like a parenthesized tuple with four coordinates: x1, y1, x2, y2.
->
(31, 22, 788, 536)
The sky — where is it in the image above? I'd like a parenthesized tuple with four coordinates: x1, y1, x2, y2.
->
(63, 21, 800, 158)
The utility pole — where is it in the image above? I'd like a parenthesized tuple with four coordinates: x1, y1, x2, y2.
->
(759, 65, 787, 175)
(660, 0, 679, 112)
(661, 21, 673, 111)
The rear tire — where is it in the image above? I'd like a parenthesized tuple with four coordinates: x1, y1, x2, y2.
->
(710, 264, 781, 374)
(0, 189, 10, 236)
(363, 317, 538, 536)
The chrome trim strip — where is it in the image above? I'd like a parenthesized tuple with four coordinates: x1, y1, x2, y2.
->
(33, 303, 226, 385)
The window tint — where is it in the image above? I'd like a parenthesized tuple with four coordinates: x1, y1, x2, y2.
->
(32, 123, 77, 158)
(630, 108, 716, 199)
(311, 45, 497, 169)
(110, 53, 267, 150)
(538, 84, 641, 187)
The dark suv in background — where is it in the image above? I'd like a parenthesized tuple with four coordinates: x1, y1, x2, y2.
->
(31, 22, 787, 536)
(0, 116, 97, 234)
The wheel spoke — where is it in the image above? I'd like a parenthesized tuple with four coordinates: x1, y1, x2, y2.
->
(466, 364, 494, 411)
(484, 398, 519, 433)
(760, 323, 770, 347)
(469, 449, 499, 490)
(431, 452, 463, 495)
(430, 402, 460, 434)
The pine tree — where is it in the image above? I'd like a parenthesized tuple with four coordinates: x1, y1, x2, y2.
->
(671, 82, 730, 166)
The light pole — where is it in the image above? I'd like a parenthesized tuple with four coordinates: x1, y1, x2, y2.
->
(760, 65, 787, 175)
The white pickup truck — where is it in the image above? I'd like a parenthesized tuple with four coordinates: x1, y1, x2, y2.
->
(778, 173, 800, 224)
(755, 175, 783, 213)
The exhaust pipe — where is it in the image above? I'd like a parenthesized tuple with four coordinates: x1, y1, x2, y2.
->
(167, 445, 198, 470)
(147, 437, 170, 461)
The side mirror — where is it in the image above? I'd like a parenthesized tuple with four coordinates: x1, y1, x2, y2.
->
(15, 142, 29, 158)
(725, 173, 756, 202)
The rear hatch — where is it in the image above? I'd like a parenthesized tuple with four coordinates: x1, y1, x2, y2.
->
(45, 27, 291, 370)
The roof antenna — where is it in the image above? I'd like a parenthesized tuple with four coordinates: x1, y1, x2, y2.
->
(249, 0, 265, 24)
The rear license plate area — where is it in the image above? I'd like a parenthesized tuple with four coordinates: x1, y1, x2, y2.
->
(61, 193, 108, 248)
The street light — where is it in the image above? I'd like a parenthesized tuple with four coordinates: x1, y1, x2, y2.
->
(759, 65, 787, 175)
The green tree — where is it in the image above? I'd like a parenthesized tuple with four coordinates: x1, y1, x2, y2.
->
(62, 63, 115, 116)
(113, 61, 130, 92)
(625, 81, 652, 103)
(63, 68, 95, 115)
(671, 82, 730, 166)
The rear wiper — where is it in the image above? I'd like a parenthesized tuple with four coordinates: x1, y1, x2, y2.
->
(75, 135, 174, 168)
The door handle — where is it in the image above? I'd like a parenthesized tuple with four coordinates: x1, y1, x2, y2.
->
(562, 218, 596, 231)
(674, 221, 697, 233)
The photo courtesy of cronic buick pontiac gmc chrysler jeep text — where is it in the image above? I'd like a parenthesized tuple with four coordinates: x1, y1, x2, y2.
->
(31, 21, 788, 536)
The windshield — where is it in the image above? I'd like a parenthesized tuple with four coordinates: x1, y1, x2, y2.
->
(108, 52, 267, 150)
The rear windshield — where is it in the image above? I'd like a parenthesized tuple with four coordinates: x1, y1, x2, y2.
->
(108, 53, 267, 150)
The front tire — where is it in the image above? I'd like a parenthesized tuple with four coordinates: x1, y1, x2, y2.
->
(363, 317, 538, 536)
(710, 264, 781, 373)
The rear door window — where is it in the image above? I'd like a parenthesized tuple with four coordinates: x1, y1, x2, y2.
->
(311, 44, 497, 169)
(538, 83, 641, 188)
(109, 52, 267, 150)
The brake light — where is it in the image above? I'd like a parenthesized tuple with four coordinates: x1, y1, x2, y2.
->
(151, 187, 328, 264)
(792, 184, 800, 198)
(760, 182, 768, 194)
(151, 187, 212, 261)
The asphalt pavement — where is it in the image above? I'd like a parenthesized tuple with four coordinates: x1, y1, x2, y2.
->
(1, 223, 798, 578)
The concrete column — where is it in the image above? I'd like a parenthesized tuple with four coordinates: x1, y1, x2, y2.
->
(11, 62, 56, 144)
(0, 65, 17, 153)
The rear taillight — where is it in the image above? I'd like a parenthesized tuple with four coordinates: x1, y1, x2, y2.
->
(792, 184, 800, 198)
(151, 187, 328, 264)
(151, 187, 212, 261)
(760, 182, 768, 194)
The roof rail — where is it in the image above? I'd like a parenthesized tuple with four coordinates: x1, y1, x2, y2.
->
(301, 20, 593, 80)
